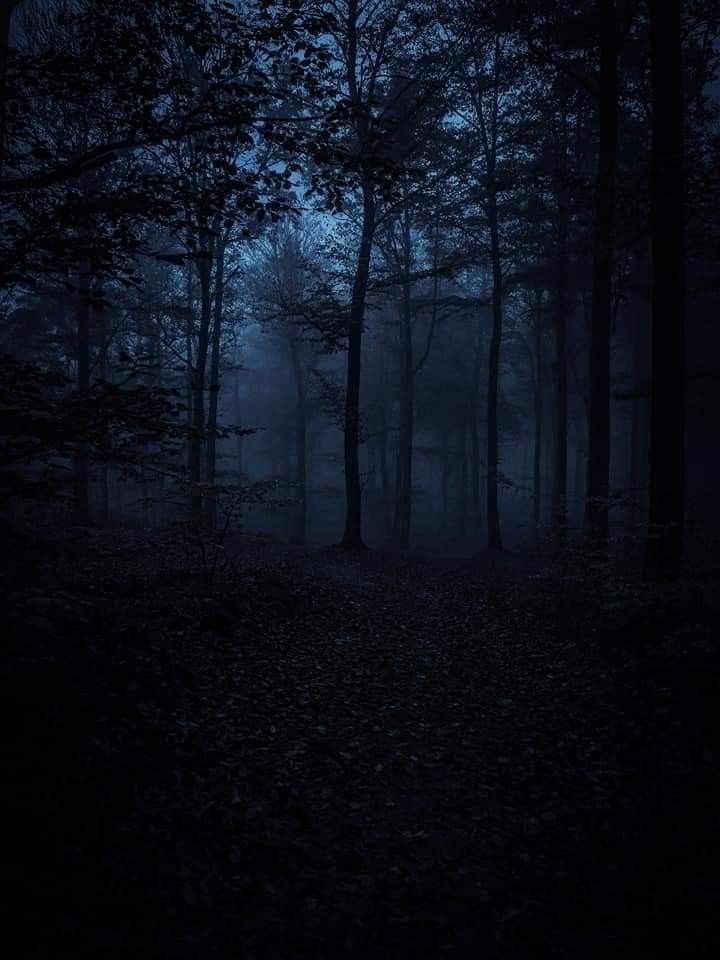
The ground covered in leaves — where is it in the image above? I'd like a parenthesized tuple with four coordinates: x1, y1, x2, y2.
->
(4, 526, 720, 958)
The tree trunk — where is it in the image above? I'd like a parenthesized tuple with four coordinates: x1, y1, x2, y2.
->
(628, 337, 643, 539)
(377, 409, 391, 537)
(234, 365, 244, 480)
(646, 0, 685, 578)
(470, 327, 484, 539)
(97, 302, 110, 527)
(440, 429, 450, 534)
(553, 205, 569, 543)
(396, 365, 413, 548)
(185, 260, 195, 486)
(205, 234, 225, 528)
(341, 181, 375, 548)
(0, 1, 19, 175)
(487, 183, 503, 551)
(289, 337, 307, 546)
(533, 298, 544, 529)
(189, 234, 214, 524)
(586, 0, 618, 550)
(458, 417, 469, 540)
(470, 412, 481, 539)
(396, 201, 414, 548)
(73, 274, 90, 525)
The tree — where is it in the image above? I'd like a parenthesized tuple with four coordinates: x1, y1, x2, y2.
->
(646, 0, 685, 577)
(309, 0, 454, 548)
(448, 11, 530, 551)
(377, 186, 443, 548)
(249, 223, 332, 545)
(586, 0, 618, 550)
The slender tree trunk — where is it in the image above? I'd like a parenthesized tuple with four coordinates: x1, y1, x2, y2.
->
(470, 412, 481, 539)
(396, 366, 413, 548)
(74, 274, 90, 525)
(533, 301, 544, 529)
(628, 338, 643, 538)
(97, 303, 110, 527)
(289, 338, 307, 546)
(574, 420, 585, 532)
(397, 211, 414, 548)
(139, 293, 154, 528)
(586, 0, 618, 550)
(487, 183, 503, 551)
(341, 181, 375, 548)
(470, 327, 484, 539)
(205, 234, 225, 528)
(377, 408, 391, 537)
(458, 417, 469, 540)
(646, 0, 685, 577)
(0, 1, 19, 176)
(234, 365, 244, 479)
(553, 206, 569, 543)
(185, 260, 194, 481)
(189, 235, 214, 524)
(441, 429, 450, 533)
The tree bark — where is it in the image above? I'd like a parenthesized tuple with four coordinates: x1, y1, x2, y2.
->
(586, 0, 618, 550)
(553, 204, 569, 543)
(487, 181, 503, 551)
(458, 416, 469, 540)
(396, 200, 414, 548)
(289, 337, 308, 546)
(341, 181, 375, 548)
(189, 230, 214, 524)
(97, 306, 109, 527)
(533, 297, 544, 529)
(440, 428, 450, 534)
(73, 273, 90, 525)
(470, 326, 484, 539)
(470, 412, 481, 539)
(377, 408, 392, 537)
(205, 233, 226, 528)
(0, 1, 19, 176)
(646, 0, 685, 577)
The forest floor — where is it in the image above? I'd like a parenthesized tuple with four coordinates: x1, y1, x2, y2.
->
(4, 525, 720, 959)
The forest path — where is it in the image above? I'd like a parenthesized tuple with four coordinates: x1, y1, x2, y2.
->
(5, 531, 719, 959)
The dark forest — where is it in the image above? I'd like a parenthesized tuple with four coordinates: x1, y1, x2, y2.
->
(2, 1, 719, 957)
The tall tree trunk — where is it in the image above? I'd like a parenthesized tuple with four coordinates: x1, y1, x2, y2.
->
(533, 298, 544, 529)
(574, 419, 586, 531)
(396, 201, 414, 549)
(234, 365, 244, 480)
(553, 205, 569, 543)
(440, 429, 450, 534)
(73, 274, 90, 525)
(189, 234, 214, 524)
(97, 302, 109, 527)
(341, 181, 375, 548)
(646, 0, 685, 577)
(458, 417, 469, 540)
(289, 337, 308, 546)
(487, 183, 503, 551)
(470, 412, 481, 539)
(205, 234, 225, 529)
(628, 337, 643, 539)
(139, 291, 154, 528)
(0, 1, 19, 175)
(396, 364, 413, 548)
(378, 409, 391, 537)
(470, 327, 484, 539)
(586, 0, 618, 550)
(185, 260, 195, 485)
